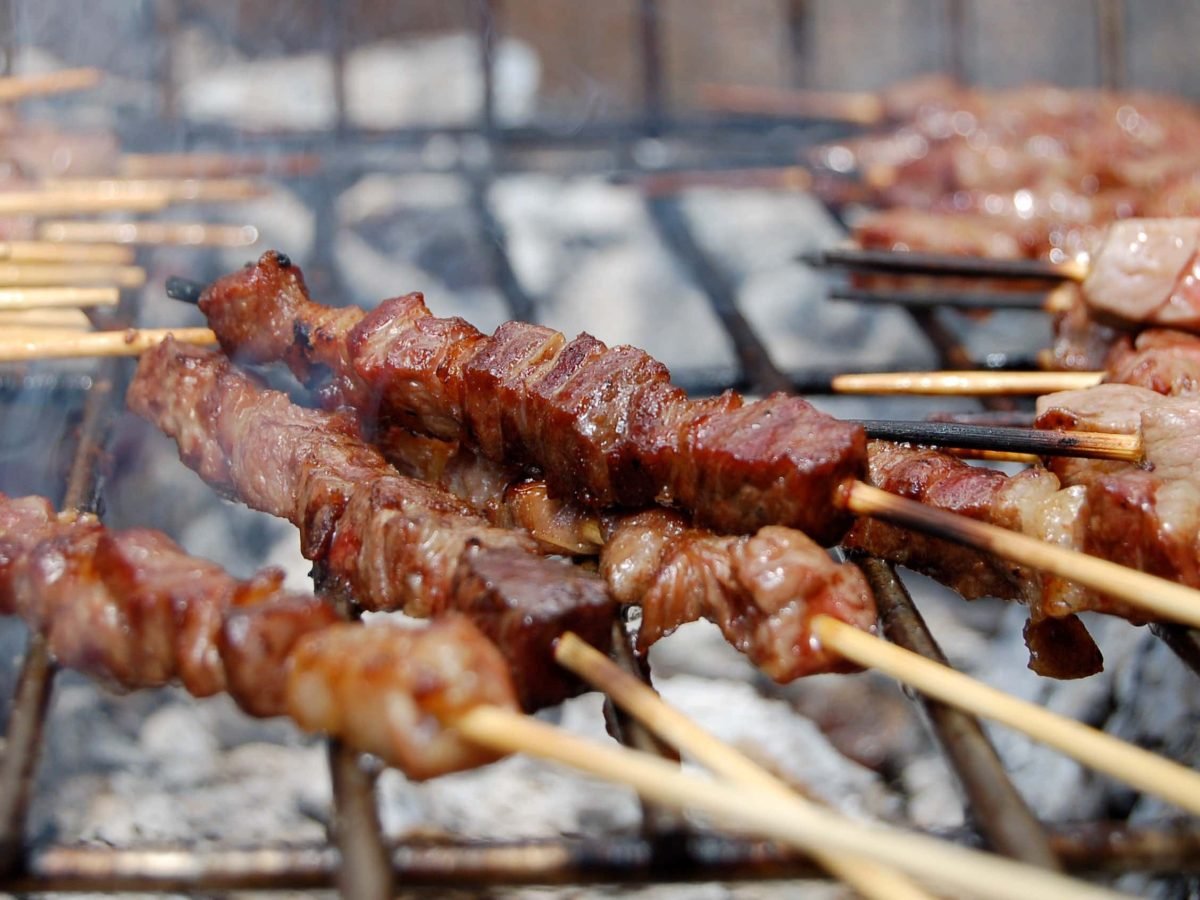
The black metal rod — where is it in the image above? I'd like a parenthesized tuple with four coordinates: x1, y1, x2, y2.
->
(803, 247, 1073, 282)
(854, 419, 1124, 459)
(855, 557, 1062, 869)
(645, 195, 792, 395)
(165, 276, 205, 304)
(1096, 0, 1127, 91)
(0, 367, 121, 875)
(830, 286, 1052, 312)
(11, 820, 1198, 892)
(638, 0, 665, 134)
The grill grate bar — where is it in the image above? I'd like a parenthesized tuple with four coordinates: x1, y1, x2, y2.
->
(645, 195, 793, 394)
(327, 741, 392, 898)
(857, 557, 1061, 868)
(9, 821, 1200, 892)
(470, 173, 538, 323)
(601, 619, 686, 838)
(0, 366, 122, 875)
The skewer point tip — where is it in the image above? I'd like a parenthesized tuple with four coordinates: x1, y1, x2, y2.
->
(165, 276, 206, 304)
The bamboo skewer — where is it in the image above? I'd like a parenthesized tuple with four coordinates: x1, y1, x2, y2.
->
(0, 190, 169, 216)
(830, 284, 1077, 314)
(118, 152, 320, 179)
(454, 708, 1125, 900)
(0, 309, 91, 330)
(844, 481, 1200, 629)
(554, 633, 936, 900)
(0, 286, 118, 310)
(812, 614, 1200, 818)
(38, 221, 260, 248)
(0, 67, 103, 103)
(0, 327, 215, 361)
(614, 166, 814, 196)
(43, 178, 269, 203)
(0, 242, 134, 264)
(700, 83, 887, 126)
(856, 419, 1144, 462)
(0, 264, 145, 288)
(832, 369, 1103, 395)
(804, 247, 1089, 283)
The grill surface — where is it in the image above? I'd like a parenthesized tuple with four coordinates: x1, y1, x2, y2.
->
(2, 2, 1199, 896)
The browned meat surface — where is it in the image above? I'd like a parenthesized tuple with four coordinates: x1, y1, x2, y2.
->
(601, 509, 875, 680)
(846, 442, 1153, 624)
(1034, 386, 1200, 608)
(128, 339, 615, 711)
(0, 492, 336, 712)
(1041, 285, 1124, 373)
(1105, 328, 1200, 395)
(1083, 219, 1200, 332)
(453, 549, 615, 709)
(843, 442, 1062, 608)
(0, 491, 521, 778)
(198, 253, 866, 544)
(843, 443, 1104, 674)
(287, 615, 518, 780)
(1023, 614, 1105, 680)
(368, 421, 879, 683)
(817, 84, 1200, 203)
(854, 208, 1027, 259)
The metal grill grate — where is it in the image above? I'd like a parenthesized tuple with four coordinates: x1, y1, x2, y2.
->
(2, 0, 1200, 894)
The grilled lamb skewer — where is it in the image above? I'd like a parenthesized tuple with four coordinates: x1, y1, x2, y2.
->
(0, 492, 518, 779)
(331, 427, 876, 679)
(130, 340, 878, 683)
(187, 251, 867, 544)
(842, 218, 1200, 336)
(127, 339, 614, 711)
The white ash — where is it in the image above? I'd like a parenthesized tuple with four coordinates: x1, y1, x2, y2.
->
(212, 186, 316, 272)
(489, 175, 736, 371)
(345, 35, 540, 129)
(335, 222, 510, 330)
(379, 693, 641, 841)
(653, 674, 900, 822)
(32, 683, 329, 848)
(678, 188, 934, 370)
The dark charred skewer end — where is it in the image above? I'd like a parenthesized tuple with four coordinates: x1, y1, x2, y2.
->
(165, 276, 207, 305)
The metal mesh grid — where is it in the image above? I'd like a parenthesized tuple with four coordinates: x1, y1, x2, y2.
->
(1, 0, 1199, 893)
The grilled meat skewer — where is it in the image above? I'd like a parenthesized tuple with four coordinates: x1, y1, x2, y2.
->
(128, 340, 614, 711)
(130, 340, 878, 683)
(325, 425, 877, 679)
(0, 492, 518, 779)
(189, 251, 867, 544)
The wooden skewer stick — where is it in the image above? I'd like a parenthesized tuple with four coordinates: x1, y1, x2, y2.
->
(699, 83, 886, 126)
(0, 67, 103, 103)
(615, 166, 813, 197)
(803, 247, 1089, 283)
(832, 370, 1103, 396)
(0, 241, 134, 265)
(812, 613, 1200, 818)
(0, 286, 118, 310)
(943, 448, 1041, 464)
(0, 190, 169, 216)
(43, 178, 269, 203)
(38, 220, 260, 248)
(844, 481, 1200, 629)
(829, 284, 1077, 314)
(455, 708, 1125, 900)
(0, 309, 91, 330)
(0, 264, 145, 288)
(118, 152, 320, 179)
(0, 327, 215, 361)
(856, 419, 1143, 462)
(554, 633, 936, 900)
